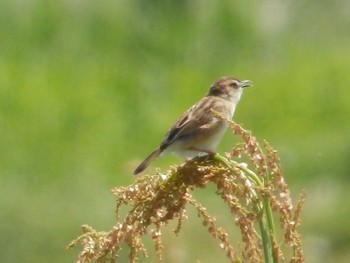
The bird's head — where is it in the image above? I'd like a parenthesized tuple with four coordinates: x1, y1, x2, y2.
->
(208, 76, 252, 103)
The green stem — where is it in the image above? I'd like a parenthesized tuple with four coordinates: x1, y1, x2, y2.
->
(258, 210, 273, 263)
(264, 197, 277, 262)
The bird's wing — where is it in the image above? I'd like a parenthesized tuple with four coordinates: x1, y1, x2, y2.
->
(159, 96, 218, 150)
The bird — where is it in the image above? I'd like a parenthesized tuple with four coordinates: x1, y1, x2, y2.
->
(134, 76, 251, 175)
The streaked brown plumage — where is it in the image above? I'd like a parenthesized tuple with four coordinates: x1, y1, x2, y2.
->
(134, 76, 251, 175)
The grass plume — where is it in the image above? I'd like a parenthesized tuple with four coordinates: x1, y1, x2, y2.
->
(68, 113, 305, 263)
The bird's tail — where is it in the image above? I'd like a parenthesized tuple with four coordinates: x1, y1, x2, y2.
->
(134, 148, 162, 175)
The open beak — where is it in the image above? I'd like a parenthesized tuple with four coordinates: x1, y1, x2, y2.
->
(239, 80, 252, 88)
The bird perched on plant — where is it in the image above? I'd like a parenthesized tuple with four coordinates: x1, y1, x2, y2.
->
(134, 76, 251, 175)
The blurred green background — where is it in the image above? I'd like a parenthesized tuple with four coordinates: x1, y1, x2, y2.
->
(1, 0, 349, 262)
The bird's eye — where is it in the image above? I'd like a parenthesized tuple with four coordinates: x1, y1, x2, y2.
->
(229, 81, 238, 88)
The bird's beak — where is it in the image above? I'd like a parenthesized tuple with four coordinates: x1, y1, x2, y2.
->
(239, 80, 252, 88)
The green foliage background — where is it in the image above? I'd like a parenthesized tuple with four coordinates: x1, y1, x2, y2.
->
(1, 1, 349, 262)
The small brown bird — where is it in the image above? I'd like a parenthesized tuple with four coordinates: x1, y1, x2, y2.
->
(134, 76, 251, 175)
